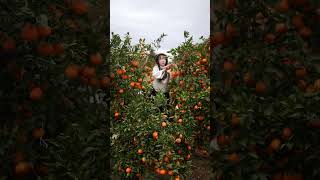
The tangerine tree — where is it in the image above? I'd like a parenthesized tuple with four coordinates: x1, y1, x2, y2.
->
(0, 0, 110, 179)
(211, 0, 320, 179)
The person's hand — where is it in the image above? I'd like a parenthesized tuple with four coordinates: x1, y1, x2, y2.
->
(164, 65, 171, 70)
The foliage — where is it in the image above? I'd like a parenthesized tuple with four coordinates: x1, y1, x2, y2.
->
(0, 0, 109, 179)
(211, 0, 320, 179)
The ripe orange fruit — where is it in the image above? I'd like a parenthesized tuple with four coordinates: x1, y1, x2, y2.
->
(282, 127, 292, 140)
(129, 82, 135, 88)
(227, 152, 240, 163)
(21, 23, 39, 41)
(276, 0, 289, 12)
(131, 60, 139, 67)
(163, 156, 170, 163)
(114, 112, 120, 119)
(225, 0, 236, 9)
(217, 135, 230, 146)
(299, 26, 312, 38)
(135, 82, 142, 89)
(82, 66, 96, 78)
(308, 119, 320, 129)
(65, 64, 80, 79)
(90, 52, 103, 65)
(295, 67, 307, 78)
(37, 25, 52, 37)
(53, 43, 64, 55)
(2, 37, 16, 52)
(291, 15, 304, 29)
(275, 23, 288, 34)
(89, 77, 99, 87)
(138, 78, 143, 83)
(196, 116, 205, 121)
(175, 175, 181, 180)
(177, 118, 183, 124)
(269, 138, 281, 151)
(155, 168, 160, 174)
(265, 33, 276, 44)
(30, 87, 43, 100)
(175, 138, 182, 144)
(100, 76, 111, 88)
(161, 121, 167, 127)
(201, 58, 208, 64)
(137, 149, 143, 155)
(212, 32, 225, 45)
(223, 60, 234, 71)
(32, 128, 45, 139)
(243, 72, 254, 86)
(116, 69, 124, 75)
(37, 43, 54, 56)
(226, 23, 237, 38)
(255, 81, 267, 94)
(159, 169, 167, 175)
(179, 80, 185, 86)
(231, 113, 240, 127)
(121, 75, 128, 80)
(15, 161, 32, 175)
(185, 154, 191, 160)
(168, 170, 174, 176)
(118, 88, 124, 94)
(125, 167, 132, 174)
(71, 0, 88, 15)
(152, 131, 158, 140)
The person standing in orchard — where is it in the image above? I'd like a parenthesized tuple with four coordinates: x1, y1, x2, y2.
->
(151, 53, 176, 108)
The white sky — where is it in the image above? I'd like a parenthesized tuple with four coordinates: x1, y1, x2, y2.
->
(110, 0, 210, 54)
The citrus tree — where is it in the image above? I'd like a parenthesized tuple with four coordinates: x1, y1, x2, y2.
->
(169, 32, 211, 151)
(211, 0, 320, 179)
(0, 0, 110, 179)
(110, 32, 210, 179)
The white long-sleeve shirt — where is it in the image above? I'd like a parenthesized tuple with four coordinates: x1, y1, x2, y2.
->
(152, 65, 170, 93)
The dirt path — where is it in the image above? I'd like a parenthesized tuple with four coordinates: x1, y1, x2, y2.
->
(189, 148, 212, 180)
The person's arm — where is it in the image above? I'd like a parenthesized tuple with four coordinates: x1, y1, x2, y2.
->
(152, 66, 166, 79)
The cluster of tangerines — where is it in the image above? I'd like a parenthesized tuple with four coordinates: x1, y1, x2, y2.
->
(111, 59, 151, 122)
(216, 113, 293, 158)
(214, 0, 320, 95)
(11, 126, 48, 177)
(1, 0, 104, 103)
(211, 0, 319, 179)
(64, 52, 110, 88)
(212, 0, 318, 47)
(171, 50, 210, 131)
(119, 130, 192, 179)
(0, 0, 105, 178)
(111, 60, 149, 101)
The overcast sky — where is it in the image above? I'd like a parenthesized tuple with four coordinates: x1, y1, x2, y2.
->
(110, 0, 210, 54)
